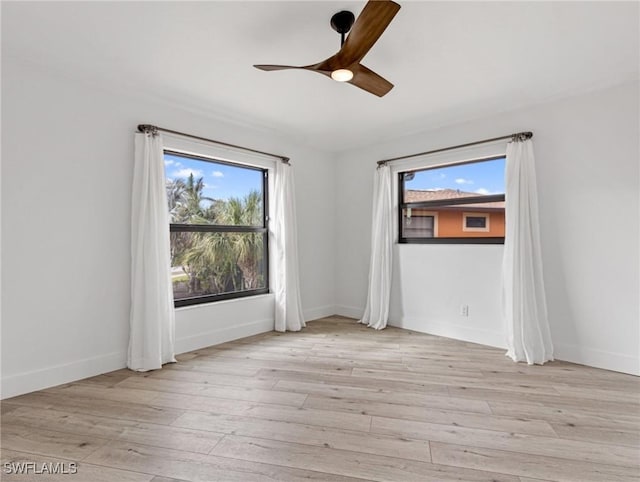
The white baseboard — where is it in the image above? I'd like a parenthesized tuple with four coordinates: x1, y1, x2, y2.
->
(175, 318, 274, 354)
(1, 304, 338, 400)
(393, 314, 639, 376)
(2, 319, 274, 400)
(6, 309, 634, 401)
(389, 315, 506, 349)
(334, 305, 363, 320)
(1, 351, 127, 400)
(554, 342, 639, 376)
(303, 305, 338, 322)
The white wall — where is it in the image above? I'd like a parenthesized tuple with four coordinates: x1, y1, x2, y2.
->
(335, 81, 639, 375)
(2, 60, 637, 400)
(1, 58, 337, 398)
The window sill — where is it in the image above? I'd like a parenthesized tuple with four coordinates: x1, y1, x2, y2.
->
(175, 293, 274, 311)
(399, 237, 504, 245)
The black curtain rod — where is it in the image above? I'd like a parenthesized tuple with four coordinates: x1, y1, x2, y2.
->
(377, 131, 533, 167)
(137, 124, 290, 164)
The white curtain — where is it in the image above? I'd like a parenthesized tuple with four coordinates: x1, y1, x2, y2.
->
(360, 164, 393, 330)
(128, 131, 176, 371)
(503, 138, 553, 365)
(274, 161, 305, 332)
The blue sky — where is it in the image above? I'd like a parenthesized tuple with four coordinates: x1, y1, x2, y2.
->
(406, 157, 505, 195)
(164, 153, 505, 200)
(164, 153, 262, 201)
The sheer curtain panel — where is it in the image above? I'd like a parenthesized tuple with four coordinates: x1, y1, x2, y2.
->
(274, 161, 305, 332)
(503, 138, 554, 365)
(360, 164, 393, 330)
(128, 131, 176, 371)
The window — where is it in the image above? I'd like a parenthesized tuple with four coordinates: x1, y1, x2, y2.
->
(463, 213, 490, 232)
(164, 151, 268, 306)
(399, 156, 505, 244)
(403, 211, 436, 238)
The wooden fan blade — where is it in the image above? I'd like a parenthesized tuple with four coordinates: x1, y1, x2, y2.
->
(338, 0, 401, 65)
(306, 54, 342, 74)
(253, 64, 304, 71)
(348, 64, 394, 97)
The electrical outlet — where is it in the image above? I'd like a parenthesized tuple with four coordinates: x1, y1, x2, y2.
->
(460, 305, 469, 317)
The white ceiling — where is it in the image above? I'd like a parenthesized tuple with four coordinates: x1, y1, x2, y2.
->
(3, 1, 638, 152)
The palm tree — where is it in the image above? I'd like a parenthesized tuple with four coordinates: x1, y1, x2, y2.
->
(167, 177, 265, 295)
(214, 190, 261, 226)
(234, 232, 264, 290)
(167, 174, 217, 294)
(184, 191, 264, 292)
(166, 178, 186, 222)
(217, 191, 264, 289)
(172, 173, 215, 224)
(176, 231, 236, 293)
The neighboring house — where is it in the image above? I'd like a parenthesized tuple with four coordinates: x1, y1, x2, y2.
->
(404, 189, 505, 238)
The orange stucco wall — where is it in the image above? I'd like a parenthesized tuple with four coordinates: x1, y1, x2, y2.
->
(413, 209, 505, 237)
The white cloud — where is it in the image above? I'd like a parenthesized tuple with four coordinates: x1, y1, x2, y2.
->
(173, 168, 203, 178)
(212, 170, 224, 178)
(164, 159, 174, 166)
(439, 173, 446, 179)
(455, 178, 474, 185)
(475, 188, 492, 195)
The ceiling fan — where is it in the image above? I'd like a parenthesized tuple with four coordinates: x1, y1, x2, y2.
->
(254, 0, 401, 97)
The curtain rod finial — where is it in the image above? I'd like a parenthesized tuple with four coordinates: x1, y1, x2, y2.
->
(512, 131, 533, 142)
(138, 124, 158, 135)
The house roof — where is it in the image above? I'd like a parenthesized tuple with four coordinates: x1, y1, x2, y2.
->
(405, 189, 505, 209)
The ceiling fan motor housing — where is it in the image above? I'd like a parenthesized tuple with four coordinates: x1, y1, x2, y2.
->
(330, 10, 356, 34)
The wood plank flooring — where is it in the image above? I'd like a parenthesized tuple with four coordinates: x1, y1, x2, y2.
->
(1, 316, 638, 481)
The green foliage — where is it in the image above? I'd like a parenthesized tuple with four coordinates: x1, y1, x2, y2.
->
(167, 175, 264, 298)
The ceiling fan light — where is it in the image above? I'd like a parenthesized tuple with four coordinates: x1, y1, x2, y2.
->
(331, 69, 354, 82)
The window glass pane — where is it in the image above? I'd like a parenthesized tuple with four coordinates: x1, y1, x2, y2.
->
(403, 157, 505, 203)
(401, 211, 434, 238)
(171, 231, 266, 300)
(466, 216, 487, 228)
(401, 157, 505, 241)
(165, 152, 264, 226)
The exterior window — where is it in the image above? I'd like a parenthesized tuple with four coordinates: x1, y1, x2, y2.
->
(164, 151, 268, 307)
(402, 211, 437, 238)
(399, 156, 505, 244)
(463, 213, 490, 232)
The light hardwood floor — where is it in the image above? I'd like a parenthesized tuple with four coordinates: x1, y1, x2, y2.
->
(1, 316, 638, 481)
